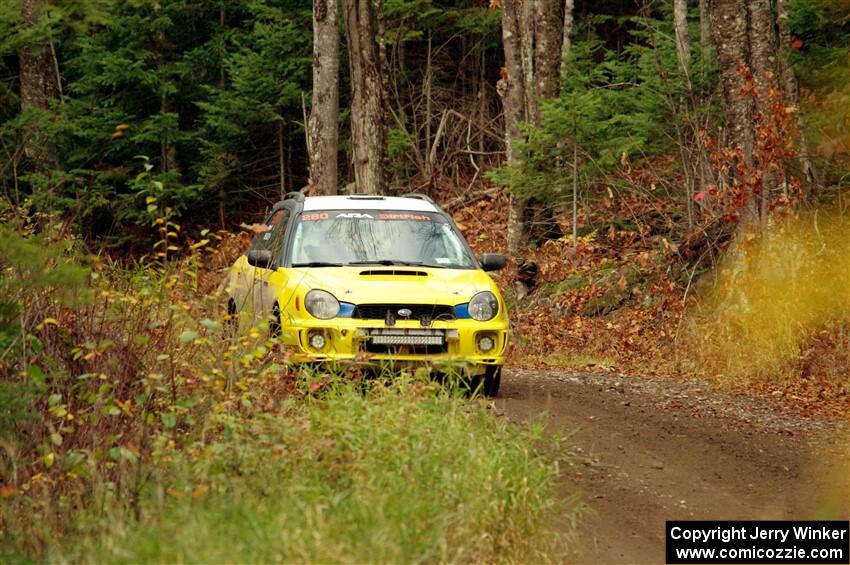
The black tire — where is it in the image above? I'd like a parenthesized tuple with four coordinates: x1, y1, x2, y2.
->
(482, 365, 501, 397)
(226, 298, 238, 333)
(269, 302, 282, 337)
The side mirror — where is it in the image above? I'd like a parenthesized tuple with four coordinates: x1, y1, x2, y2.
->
(247, 249, 273, 269)
(480, 253, 506, 272)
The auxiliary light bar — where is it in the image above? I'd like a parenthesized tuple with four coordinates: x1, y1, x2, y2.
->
(370, 335, 444, 346)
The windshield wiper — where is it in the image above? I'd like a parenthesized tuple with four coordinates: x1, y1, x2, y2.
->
(403, 261, 449, 269)
(346, 260, 394, 266)
(347, 260, 446, 268)
(291, 261, 345, 267)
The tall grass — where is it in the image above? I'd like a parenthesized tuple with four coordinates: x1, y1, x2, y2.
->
(685, 206, 850, 382)
(3, 377, 569, 563)
(0, 225, 574, 563)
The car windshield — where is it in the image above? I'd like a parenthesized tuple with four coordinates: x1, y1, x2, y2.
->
(289, 210, 476, 269)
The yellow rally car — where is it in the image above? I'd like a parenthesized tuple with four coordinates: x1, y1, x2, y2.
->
(225, 192, 508, 395)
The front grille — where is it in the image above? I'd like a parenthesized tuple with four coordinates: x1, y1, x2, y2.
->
(352, 304, 455, 321)
(363, 343, 449, 355)
(360, 328, 449, 355)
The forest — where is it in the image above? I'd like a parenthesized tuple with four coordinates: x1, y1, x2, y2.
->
(1, 0, 849, 561)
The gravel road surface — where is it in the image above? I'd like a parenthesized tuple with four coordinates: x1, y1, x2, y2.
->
(497, 370, 850, 564)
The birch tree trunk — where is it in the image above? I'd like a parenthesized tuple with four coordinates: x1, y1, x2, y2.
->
(343, 0, 387, 194)
(19, 0, 59, 170)
(308, 0, 340, 195)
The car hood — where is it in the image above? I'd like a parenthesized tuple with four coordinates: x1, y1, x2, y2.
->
(287, 266, 495, 305)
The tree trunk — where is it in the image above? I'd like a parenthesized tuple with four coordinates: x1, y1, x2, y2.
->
(747, 0, 778, 119)
(706, 0, 807, 234)
(747, 0, 780, 219)
(526, 0, 565, 245)
(278, 120, 287, 198)
(673, 0, 691, 80)
(708, 0, 753, 165)
(154, 10, 179, 176)
(519, 0, 536, 123)
(534, 0, 562, 100)
(561, 0, 574, 80)
(499, 0, 530, 256)
(160, 97, 179, 174)
(697, 0, 713, 198)
(308, 0, 340, 195)
(707, 0, 758, 226)
(501, 0, 567, 256)
(673, 0, 697, 227)
(424, 33, 433, 178)
(19, 0, 59, 170)
(343, 0, 387, 194)
(776, 0, 816, 188)
(563, 0, 577, 240)
(698, 0, 712, 57)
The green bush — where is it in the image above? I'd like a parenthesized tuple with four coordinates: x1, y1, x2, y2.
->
(5, 378, 570, 564)
(0, 225, 575, 563)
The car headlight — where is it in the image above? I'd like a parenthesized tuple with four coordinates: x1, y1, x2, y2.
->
(468, 291, 498, 321)
(305, 289, 340, 319)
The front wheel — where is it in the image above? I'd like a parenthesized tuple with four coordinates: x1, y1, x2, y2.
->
(480, 365, 501, 397)
(269, 302, 282, 337)
(226, 298, 238, 334)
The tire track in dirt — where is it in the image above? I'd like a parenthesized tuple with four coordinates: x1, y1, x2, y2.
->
(497, 370, 850, 564)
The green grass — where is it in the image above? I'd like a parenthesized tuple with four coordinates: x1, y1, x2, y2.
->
(4, 377, 572, 564)
(0, 226, 576, 563)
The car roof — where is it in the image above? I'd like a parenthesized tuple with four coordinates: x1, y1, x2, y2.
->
(301, 195, 440, 213)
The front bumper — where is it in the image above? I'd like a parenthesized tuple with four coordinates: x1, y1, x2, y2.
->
(278, 317, 508, 374)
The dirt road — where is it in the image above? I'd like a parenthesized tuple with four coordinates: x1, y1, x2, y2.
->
(497, 370, 850, 564)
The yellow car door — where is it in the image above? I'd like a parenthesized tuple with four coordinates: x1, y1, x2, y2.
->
(249, 207, 291, 324)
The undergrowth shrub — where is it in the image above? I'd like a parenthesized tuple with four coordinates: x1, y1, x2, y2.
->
(0, 224, 90, 453)
(0, 222, 290, 553)
(19, 378, 567, 563)
(0, 222, 573, 562)
(684, 206, 850, 383)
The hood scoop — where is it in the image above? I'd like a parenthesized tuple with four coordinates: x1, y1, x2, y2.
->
(359, 269, 428, 277)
